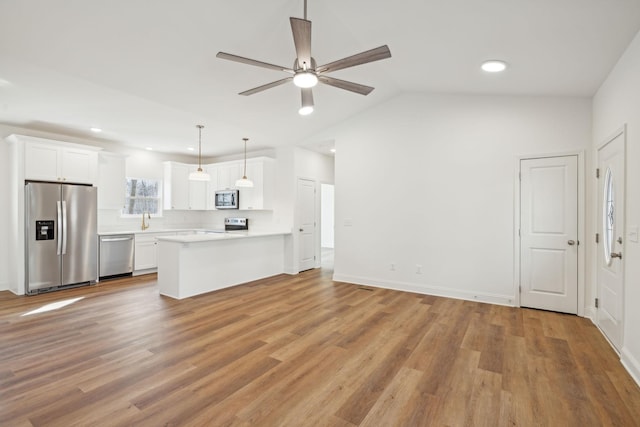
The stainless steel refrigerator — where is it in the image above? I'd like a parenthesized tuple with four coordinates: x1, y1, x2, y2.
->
(25, 182, 98, 294)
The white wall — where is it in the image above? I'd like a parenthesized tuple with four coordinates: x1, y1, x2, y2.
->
(325, 93, 591, 305)
(592, 29, 640, 384)
(0, 139, 9, 290)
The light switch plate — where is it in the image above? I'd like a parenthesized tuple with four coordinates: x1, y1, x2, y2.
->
(629, 225, 639, 243)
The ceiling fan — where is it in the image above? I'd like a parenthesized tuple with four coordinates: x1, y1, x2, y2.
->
(216, 0, 391, 115)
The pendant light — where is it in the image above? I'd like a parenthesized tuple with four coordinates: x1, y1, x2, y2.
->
(235, 137, 254, 188)
(189, 124, 210, 181)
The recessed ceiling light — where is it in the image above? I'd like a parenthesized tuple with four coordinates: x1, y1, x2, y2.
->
(187, 147, 195, 151)
(90, 127, 102, 133)
(330, 148, 336, 153)
(481, 60, 508, 73)
(145, 147, 153, 151)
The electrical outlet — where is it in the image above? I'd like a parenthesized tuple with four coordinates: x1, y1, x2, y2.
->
(416, 264, 422, 274)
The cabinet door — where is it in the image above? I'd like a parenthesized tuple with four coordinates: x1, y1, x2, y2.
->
(205, 165, 219, 210)
(60, 148, 97, 184)
(217, 163, 241, 190)
(134, 241, 157, 270)
(189, 180, 207, 210)
(24, 143, 60, 181)
(98, 153, 126, 210)
(165, 163, 190, 210)
(241, 161, 264, 209)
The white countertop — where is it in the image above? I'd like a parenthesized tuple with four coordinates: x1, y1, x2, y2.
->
(156, 230, 290, 243)
(97, 228, 218, 236)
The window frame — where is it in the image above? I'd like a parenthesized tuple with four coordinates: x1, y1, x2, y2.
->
(121, 177, 163, 218)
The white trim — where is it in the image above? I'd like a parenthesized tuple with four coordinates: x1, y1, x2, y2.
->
(332, 274, 516, 307)
(0, 281, 8, 291)
(513, 150, 586, 316)
(621, 347, 640, 388)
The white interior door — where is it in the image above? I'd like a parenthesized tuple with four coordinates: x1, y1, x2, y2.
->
(520, 156, 578, 314)
(597, 130, 625, 351)
(297, 178, 316, 272)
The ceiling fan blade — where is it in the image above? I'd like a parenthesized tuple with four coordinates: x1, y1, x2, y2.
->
(290, 17, 312, 68)
(316, 45, 391, 74)
(318, 75, 374, 95)
(217, 52, 294, 73)
(239, 77, 293, 96)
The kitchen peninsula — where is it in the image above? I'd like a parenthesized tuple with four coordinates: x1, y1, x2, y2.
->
(156, 230, 291, 299)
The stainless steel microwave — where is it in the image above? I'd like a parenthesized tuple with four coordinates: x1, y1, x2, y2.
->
(214, 189, 239, 209)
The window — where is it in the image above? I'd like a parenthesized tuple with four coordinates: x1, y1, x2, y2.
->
(123, 178, 162, 216)
(603, 167, 614, 265)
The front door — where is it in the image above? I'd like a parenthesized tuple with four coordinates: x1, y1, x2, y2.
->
(297, 178, 316, 272)
(597, 129, 626, 351)
(520, 156, 578, 314)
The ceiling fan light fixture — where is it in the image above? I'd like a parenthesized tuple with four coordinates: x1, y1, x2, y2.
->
(299, 106, 314, 115)
(299, 88, 314, 115)
(189, 124, 210, 182)
(481, 60, 508, 72)
(293, 71, 318, 88)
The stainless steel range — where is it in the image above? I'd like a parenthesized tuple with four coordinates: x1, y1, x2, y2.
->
(224, 217, 248, 231)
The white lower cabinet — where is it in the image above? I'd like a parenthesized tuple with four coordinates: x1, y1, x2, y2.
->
(134, 232, 175, 272)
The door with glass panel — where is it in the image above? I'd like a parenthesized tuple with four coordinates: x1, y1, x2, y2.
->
(597, 129, 626, 351)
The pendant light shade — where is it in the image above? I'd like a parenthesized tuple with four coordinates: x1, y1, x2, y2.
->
(235, 137, 254, 188)
(189, 124, 210, 181)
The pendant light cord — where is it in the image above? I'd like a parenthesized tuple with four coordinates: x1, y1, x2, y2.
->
(197, 124, 204, 172)
(242, 137, 249, 178)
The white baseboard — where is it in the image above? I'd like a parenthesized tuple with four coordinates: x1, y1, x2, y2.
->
(621, 347, 640, 388)
(0, 280, 8, 292)
(332, 274, 515, 307)
(583, 306, 596, 322)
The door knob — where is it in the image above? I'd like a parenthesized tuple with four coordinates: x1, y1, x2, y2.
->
(568, 240, 576, 246)
(611, 252, 623, 259)
(299, 228, 304, 232)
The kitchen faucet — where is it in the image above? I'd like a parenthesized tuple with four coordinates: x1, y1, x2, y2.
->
(141, 212, 150, 230)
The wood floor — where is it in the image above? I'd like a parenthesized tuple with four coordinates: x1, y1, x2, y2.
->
(1, 269, 640, 426)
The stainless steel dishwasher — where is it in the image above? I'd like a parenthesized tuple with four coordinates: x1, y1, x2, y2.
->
(99, 234, 134, 280)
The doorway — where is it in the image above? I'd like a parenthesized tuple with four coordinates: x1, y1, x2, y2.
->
(320, 183, 334, 270)
(297, 178, 316, 272)
(519, 155, 581, 314)
(596, 127, 626, 351)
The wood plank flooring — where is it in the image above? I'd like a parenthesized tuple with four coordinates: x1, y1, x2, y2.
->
(1, 269, 640, 426)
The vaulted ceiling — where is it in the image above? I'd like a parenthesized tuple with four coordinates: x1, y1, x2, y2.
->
(1, 0, 639, 156)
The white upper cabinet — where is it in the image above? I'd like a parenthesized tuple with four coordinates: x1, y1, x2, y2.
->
(163, 162, 189, 210)
(239, 158, 275, 210)
(24, 140, 98, 184)
(97, 152, 126, 210)
(164, 157, 274, 211)
(188, 165, 207, 210)
(217, 163, 241, 190)
(205, 165, 219, 210)
(163, 162, 208, 210)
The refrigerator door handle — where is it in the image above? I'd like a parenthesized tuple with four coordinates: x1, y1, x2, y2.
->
(56, 200, 63, 255)
(62, 200, 68, 255)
